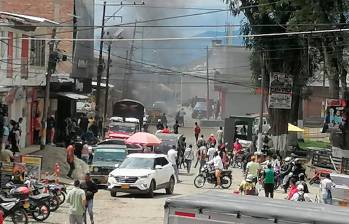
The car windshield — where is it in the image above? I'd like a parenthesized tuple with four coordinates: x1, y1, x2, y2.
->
(93, 151, 126, 163)
(119, 157, 154, 169)
(194, 102, 207, 110)
(109, 123, 136, 133)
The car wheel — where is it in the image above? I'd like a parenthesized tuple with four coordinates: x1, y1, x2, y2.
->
(110, 189, 117, 197)
(147, 180, 155, 198)
(165, 177, 175, 194)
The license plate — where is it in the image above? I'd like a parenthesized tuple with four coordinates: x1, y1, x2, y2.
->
(23, 201, 30, 209)
(121, 184, 129, 189)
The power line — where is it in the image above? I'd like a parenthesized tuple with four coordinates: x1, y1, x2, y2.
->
(14, 27, 349, 42)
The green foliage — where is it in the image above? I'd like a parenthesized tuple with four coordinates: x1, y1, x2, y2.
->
(299, 139, 331, 149)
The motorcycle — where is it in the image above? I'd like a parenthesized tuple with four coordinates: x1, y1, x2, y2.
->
(3, 183, 51, 222)
(28, 179, 63, 210)
(0, 197, 28, 224)
(194, 164, 232, 189)
(282, 162, 306, 193)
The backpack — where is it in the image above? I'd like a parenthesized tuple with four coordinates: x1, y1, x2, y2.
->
(297, 192, 305, 202)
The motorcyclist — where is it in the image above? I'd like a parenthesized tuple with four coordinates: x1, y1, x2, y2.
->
(281, 156, 295, 192)
(208, 151, 223, 188)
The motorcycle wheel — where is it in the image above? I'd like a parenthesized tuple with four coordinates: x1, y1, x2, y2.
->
(49, 195, 60, 212)
(58, 192, 66, 205)
(194, 174, 206, 188)
(10, 208, 28, 224)
(32, 204, 51, 222)
(221, 176, 232, 189)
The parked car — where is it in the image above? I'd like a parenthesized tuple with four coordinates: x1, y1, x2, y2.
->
(90, 145, 127, 186)
(107, 153, 175, 198)
(192, 102, 208, 119)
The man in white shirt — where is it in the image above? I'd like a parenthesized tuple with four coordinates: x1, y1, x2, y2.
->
(208, 152, 223, 187)
(167, 145, 181, 183)
(216, 126, 224, 145)
(207, 146, 216, 161)
(320, 174, 335, 204)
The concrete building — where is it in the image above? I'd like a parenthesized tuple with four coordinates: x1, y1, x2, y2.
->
(0, 12, 58, 147)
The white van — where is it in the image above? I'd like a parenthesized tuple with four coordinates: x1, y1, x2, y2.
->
(164, 191, 349, 224)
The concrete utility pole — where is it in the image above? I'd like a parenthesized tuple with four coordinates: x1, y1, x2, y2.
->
(257, 52, 265, 152)
(40, 27, 57, 150)
(95, 1, 107, 123)
(206, 46, 210, 120)
(104, 43, 111, 122)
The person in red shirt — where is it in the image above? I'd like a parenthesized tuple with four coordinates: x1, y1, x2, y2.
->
(233, 139, 243, 154)
(161, 126, 170, 134)
(194, 122, 201, 143)
(66, 144, 75, 178)
(33, 113, 41, 145)
(287, 178, 298, 200)
(207, 134, 217, 147)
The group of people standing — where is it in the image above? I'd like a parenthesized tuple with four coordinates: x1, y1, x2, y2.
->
(2, 116, 23, 154)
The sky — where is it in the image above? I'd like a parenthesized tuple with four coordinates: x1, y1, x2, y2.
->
(94, 0, 245, 66)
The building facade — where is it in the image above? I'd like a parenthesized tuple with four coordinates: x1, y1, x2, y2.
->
(0, 12, 58, 147)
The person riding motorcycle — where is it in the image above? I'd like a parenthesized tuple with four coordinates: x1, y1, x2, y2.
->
(208, 151, 223, 187)
(282, 157, 306, 193)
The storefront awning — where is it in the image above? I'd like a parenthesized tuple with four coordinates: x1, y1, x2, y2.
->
(56, 92, 89, 100)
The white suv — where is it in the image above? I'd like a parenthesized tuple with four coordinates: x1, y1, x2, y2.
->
(107, 153, 175, 198)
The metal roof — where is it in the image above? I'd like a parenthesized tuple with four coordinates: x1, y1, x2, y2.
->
(56, 92, 89, 100)
(0, 11, 58, 25)
(165, 191, 349, 224)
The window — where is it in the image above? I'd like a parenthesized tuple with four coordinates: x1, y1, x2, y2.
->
(0, 31, 8, 70)
(157, 157, 169, 166)
(30, 39, 45, 67)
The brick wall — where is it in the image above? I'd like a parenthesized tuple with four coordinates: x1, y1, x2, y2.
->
(0, 0, 74, 73)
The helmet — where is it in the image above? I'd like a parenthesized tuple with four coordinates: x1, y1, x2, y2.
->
(284, 157, 292, 163)
(210, 134, 214, 137)
(297, 184, 304, 191)
(246, 174, 254, 182)
(158, 119, 161, 122)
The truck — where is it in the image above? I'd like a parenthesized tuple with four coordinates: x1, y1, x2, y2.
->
(164, 191, 349, 224)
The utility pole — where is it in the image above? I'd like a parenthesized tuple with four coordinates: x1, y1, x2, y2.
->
(123, 21, 137, 99)
(40, 27, 57, 149)
(257, 52, 266, 152)
(95, 1, 107, 128)
(104, 43, 111, 122)
(206, 46, 210, 120)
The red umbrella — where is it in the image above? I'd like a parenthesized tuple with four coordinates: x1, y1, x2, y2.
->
(125, 132, 162, 146)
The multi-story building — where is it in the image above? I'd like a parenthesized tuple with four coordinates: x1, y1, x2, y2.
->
(0, 12, 58, 147)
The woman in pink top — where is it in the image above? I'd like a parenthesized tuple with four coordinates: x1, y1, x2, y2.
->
(287, 178, 298, 200)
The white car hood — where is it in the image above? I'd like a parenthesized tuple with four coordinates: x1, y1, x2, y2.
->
(109, 168, 153, 177)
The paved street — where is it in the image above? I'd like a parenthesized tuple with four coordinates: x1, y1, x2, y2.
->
(41, 126, 319, 224)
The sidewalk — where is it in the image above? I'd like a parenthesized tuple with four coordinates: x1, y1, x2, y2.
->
(18, 144, 74, 185)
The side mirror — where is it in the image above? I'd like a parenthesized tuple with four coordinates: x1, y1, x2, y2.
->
(114, 164, 119, 168)
(155, 165, 163, 169)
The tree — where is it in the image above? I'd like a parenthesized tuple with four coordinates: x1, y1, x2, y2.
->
(225, 0, 319, 154)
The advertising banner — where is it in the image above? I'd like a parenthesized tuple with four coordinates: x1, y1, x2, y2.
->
(21, 155, 43, 180)
(269, 73, 293, 109)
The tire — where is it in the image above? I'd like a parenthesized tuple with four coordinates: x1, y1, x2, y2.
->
(32, 203, 51, 222)
(194, 174, 206, 188)
(165, 177, 175, 194)
(10, 208, 28, 224)
(221, 176, 232, 189)
(147, 181, 155, 198)
(58, 192, 66, 205)
(110, 189, 117, 197)
(49, 196, 60, 212)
